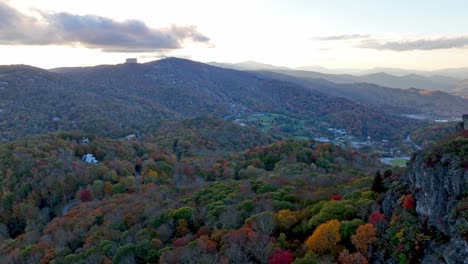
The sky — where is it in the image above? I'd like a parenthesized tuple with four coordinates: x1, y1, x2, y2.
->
(1, 0, 468, 70)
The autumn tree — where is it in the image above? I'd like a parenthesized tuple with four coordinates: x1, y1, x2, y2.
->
(269, 249, 294, 264)
(351, 224, 377, 256)
(275, 209, 298, 230)
(79, 189, 92, 202)
(91, 180, 104, 199)
(196, 235, 217, 254)
(148, 169, 159, 180)
(176, 219, 190, 237)
(104, 182, 112, 196)
(402, 194, 415, 210)
(338, 249, 369, 264)
(331, 194, 343, 201)
(369, 211, 386, 226)
(305, 219, 341, 254)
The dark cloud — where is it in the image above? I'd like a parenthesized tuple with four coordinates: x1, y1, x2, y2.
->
(0, 2, 210, 52)
(312, 34, 370, 41)
(358, 36, 468, 51)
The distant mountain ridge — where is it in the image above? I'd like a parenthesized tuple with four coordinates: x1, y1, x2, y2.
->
(455, 79, 468, 98)
(208, 60, 467, 95)
(208, 61, 291, 71)
(209, 60, 468, 79)
(1, 58, 421, 142)
(359, 67, 468, 79)
(253, 70, 468, 118)
(258, 69, 461, 93)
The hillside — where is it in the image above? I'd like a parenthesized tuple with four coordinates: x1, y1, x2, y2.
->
(454, 79, 468, 98)
(52, 58, 420, 141)
(255, 68, 463, 95)
(253, 70, 468, 118)
(0, 65, 174, 141)
(360, 72, 458, 92)
(147, 116, 275, 155)
(0, 132, 384, 263)
(54, 58, 347, 118)
(0, 124, 465, 263)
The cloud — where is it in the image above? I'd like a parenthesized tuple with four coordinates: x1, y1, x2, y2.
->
(312, 34, 370, 41)
(312, 32, 468, 51)
(358, 36, 468, 51)
(0, 2, 210, 52)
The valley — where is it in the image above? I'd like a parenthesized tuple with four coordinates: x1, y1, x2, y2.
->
(0, 58, 466, 264)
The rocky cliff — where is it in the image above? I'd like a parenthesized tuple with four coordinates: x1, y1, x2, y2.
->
(382, 128, 467, 263)
(406, 152, 466, 238)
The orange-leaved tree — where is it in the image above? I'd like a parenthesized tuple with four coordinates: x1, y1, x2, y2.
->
(305, 219, 341, 254)
(338, 249, 369, 264)
(351, 224, 377, 256)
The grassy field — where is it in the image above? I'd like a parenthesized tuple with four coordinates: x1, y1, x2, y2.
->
(246, 113, 308, 135)
(380, 157, 410, 167)
(390, 158, 409, 167)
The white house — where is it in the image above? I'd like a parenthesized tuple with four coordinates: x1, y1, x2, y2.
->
(82, 154, 98, 164)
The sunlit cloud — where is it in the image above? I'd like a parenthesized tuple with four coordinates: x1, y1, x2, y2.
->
(0, 2, 210, 52)
(358, 36, 468, 51)
(313, 33, 468, 52)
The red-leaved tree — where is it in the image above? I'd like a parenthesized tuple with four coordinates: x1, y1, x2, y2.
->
(79, 188, 92, 202)
(269, 249, 294, 264)
(369, 211, 386, 226)
(331, 194, 343, 201)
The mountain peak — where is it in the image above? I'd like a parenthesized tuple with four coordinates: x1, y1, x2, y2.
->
(366, 72, 393, 77)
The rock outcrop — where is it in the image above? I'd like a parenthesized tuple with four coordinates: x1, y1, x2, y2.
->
(406, 152, 467, 237)
(382, 124, 468, 263)
(456, 114, 468, 131)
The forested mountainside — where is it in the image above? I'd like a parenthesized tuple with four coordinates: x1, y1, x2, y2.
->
(146, 117, 275, 155)
(0, 65, 173, 141)
(1, 59, 422, 143)
(253, 70, 468, 118)
(0, 130, 384, 263)
(54, 58, 424, 139)
(0, 122, 466, 263)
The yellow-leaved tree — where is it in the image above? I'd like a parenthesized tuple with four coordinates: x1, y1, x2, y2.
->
(275, 209, 298, 230)
(305, 219, 341, 254)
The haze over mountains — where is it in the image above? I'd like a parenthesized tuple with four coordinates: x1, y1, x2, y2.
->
(253, 70, 468, 117)
(210, 61, 468, 97)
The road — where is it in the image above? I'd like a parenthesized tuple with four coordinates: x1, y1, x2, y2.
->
(62, 200, 80, 215)
(405, 134, 422, 151)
